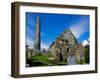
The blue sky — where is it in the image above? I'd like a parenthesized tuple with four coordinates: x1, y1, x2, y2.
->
(25, 12, 90, 49)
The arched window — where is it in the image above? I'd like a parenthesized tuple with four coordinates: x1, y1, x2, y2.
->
(66, 40, 68, 43)
(67, 48, 69, 53)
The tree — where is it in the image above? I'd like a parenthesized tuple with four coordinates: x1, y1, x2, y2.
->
(84, 45, 89, 64)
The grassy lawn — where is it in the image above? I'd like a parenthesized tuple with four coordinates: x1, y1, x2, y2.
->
(26, 53, 67, 67)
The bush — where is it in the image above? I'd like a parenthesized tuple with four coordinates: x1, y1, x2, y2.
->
(84, 45, 89, 64)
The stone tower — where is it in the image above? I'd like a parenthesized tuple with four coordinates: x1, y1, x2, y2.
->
(34, 16, 41, 51)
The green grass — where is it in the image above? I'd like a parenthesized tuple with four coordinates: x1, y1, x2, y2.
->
(32, 53, 49, 62)
(77, 59, 86, 64)
(27, 53, 57, 66)
(30, 53, 50, 66)
(27, 53, 67, 67)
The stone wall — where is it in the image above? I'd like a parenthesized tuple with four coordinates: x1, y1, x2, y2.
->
(49, 28, 85, 63)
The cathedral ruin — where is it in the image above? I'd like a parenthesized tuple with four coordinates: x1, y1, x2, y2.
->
(48, 28, 85, 63)
(33, 16, 85, 63)
(26, 16, 85, 65)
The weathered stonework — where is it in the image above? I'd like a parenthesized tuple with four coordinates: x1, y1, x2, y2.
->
(48, 28, 85, 63)
(34, 16, 41, 52)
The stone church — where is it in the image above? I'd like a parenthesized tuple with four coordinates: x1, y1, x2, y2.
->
(26, 16, 85, 65)
(48, 28, 85, 63)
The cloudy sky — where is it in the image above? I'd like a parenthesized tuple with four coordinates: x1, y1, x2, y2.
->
(25, 12, 90, 49)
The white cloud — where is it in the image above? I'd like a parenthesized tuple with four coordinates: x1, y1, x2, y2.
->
(26, 37, 49, 50)
(70, 17, 89, 39)
(26, 37, 34, 49)
(82, 40, 89, 47)
(41, 43, 49, 50)
(88, 38, 90, 42)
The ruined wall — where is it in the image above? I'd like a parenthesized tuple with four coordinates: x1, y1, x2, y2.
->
(49, 28, 85, 63)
